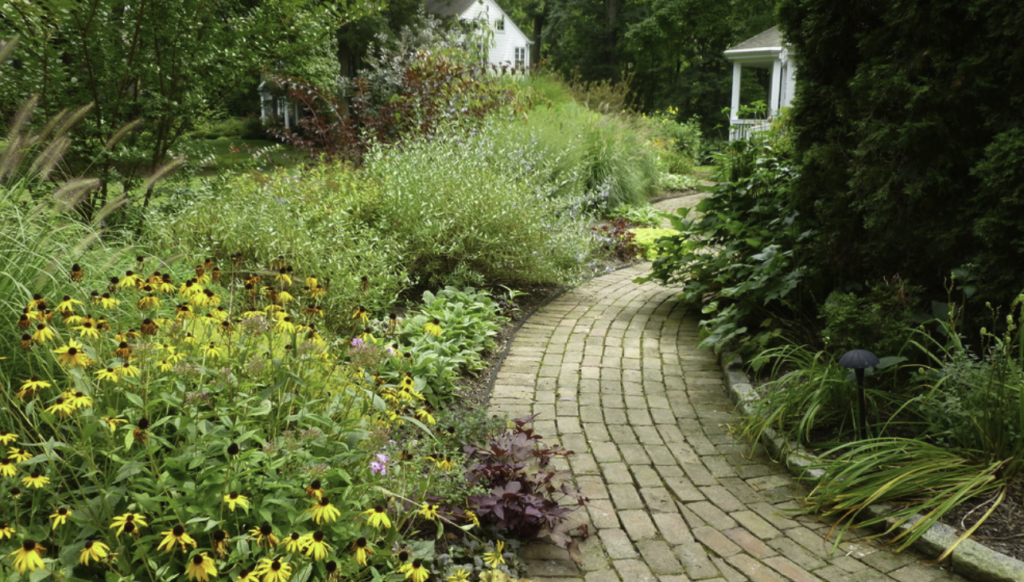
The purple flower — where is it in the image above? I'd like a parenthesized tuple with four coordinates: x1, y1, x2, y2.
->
(351, 338, 364, 348)
(370, 453, 389, 475)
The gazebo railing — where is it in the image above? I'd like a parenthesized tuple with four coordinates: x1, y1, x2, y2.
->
(729, 118, 771, 142)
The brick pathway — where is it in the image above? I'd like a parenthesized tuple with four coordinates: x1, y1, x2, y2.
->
(488, 194, 969, 582)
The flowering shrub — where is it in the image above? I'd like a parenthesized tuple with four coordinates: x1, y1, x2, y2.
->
(0, 255, 493, 580)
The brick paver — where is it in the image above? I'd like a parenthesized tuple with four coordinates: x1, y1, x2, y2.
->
(488, 194, 971, 582)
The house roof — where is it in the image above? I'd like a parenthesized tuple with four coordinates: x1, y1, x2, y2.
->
(424, 0, 477, 17)
(726, 26, 783, 53)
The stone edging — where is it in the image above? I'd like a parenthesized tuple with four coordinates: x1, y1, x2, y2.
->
(718, 351, 1024, 582)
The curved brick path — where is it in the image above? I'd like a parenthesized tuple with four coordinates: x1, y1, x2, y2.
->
(488, 195, 969, 582)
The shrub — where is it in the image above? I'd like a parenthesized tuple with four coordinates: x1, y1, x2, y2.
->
(592, 218, 642, 262)
(150, 163, 408, 335)
(631, 227, 678, 260)
(819, 277, 920, 357)
(644, 107, 702, 175)
(362, 126, 596, 289)
(610, 203, 665, 228)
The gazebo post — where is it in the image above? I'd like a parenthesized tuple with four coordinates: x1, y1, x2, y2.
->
(769, 60, 782, 118)
(731, 63, 742, 121)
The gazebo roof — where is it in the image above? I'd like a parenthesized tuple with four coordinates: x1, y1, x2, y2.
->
(727, 27, 782, 53)
(424, 0, 477, 17)
(724, 26, 786, 65)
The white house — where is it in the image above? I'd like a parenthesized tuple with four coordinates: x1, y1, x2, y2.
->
(425, 0, 531, 69)
(723, 26, 796, 141)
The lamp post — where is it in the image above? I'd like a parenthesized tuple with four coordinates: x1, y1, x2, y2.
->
(839, 349, 880, 440)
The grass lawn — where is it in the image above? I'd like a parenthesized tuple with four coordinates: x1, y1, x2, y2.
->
(188, 137, 303, 171)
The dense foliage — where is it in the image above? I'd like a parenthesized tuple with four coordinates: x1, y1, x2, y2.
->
(778, 0, 1024, 308)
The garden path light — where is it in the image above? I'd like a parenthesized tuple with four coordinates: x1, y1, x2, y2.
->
(839, 349, 880, 439)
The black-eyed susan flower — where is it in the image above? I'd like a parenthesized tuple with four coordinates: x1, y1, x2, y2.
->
(352, 306, 369, 325)
(32, 323, 55, 343)
(0, 459, 16, 478)
(283, 532, 305, 554)
(415, 409, 436, 426)
(66, 390, 93, 409)
(157, 524, 197, 553)
(95, 368, 119, 383)
(115, 341, 132, 360)
(204, 342, 223, 360)
(212, 530, 230, 559)
(20, 333, 33, 351)
(56, 296, 82, 313)
(8, 447, 32, 463)
(50, 507, 72, 529)
(28, 294, 46, 310)
(115, 363, 140, 378)
(211, 267, 221, 282)
(0, 524, 13, 540)
(74, 321, 101, 339)
(255, 557, 292, 582)
(54, 340, 92, 368)
(133, 417, 150, 443)
(70, 263, 84, 282)
(248, 523, 279, 548)
(17, 312, 31, 330)
(236, 567, 258, 582)
(96, 317, 111, 331)
(183, 332, 198, 344)
(483, 540, 505, 568)
(79, 540, 110, 565)
(424, 319, 442, 337)
(140, 316, 159, 335)
(158, 359, 173, 372)
(110, 512, 147, 536)
(309, 497, 341, 524)
(46, 397, 75, 418)
(274, 317, 296, 334)
(446, 567, 470, 582)
(22, 470, 49, 489)
(185, 552, 217, 581)
(0, 432, 16, 446)
(17, 377, 50, 400)
(224, 492, 250, 512)
(464, 509, 479, 527)
(403, 559, 430, 582)
(8, 539, 45, 574)
(119, 271, 142, 289)
(277, 289, 294, 304)
(304, 479, 324, 500)
(418, 503, 439, 521)
(99, 293, 120, 309)
(100, 417, 127, 432)
(325, 560, 339, 581)
(363, 505, 391, 529)
(302, 531, 331, 561)
(352, 537, 373, 566)
(275, 269, 292, 287)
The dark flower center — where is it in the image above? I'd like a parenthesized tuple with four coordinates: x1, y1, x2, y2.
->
(58, 508, 68, 515)
(271, 561, 282, 571)
(326, 560, 338, 572)
(192, 555, 205, 565)
(356, 537, 367, 547)
(413, 559, 423, 568)
(398, 550, 409, 562)
(84, 541, 94, 549)
(260, 523, 272, 536)
(230, 492, 239, 500)
(124, 522, 136, 533)
(214, 531, 227, 542)
(313, 531, 325, 542)
(227, 443, 240, 455)
(67, 348, 77, 355)
(138, 417, 150, 429)
(125, 514, 135, 522)
(290, 533, 300, 541)
(320, 497, 331, 507)
(173, 525, 185, 536)
(374, 505, 384, 513)
(22, 540, 35, 551)
(310, 479, 321, 489)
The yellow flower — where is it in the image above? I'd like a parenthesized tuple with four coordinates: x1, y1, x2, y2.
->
(427, 456, 454, 471)
(8, 447, 32, 463)
(236, 567, 259, 582)
(0, 523, 14, 540)
(212, 530, 231, 559)
(424, 319, 442, 337)
(185, 552, 218, 582)
(483, 540, 505, 568)
(21, 471, 49, 489)
(79, 540, 110, 566)
(54, 340, 92, 368)
(309, 497, 341, 524)
(99, 294, 120, 309)
(447, 567, 470, 582)
(248, 523, 279, 548)
(404, 559, 430, 582)
(8, 540, 45, 575)
(352, 537, 373, 566)
(46, 397, 75, 418)
(304, 479, 324, 500)
(363, 505, 391, 529)
(302, 531, 331, 561)
(255, 557, 292, 582)
(74, 322, 101, 339)
(275, 317, 296, 334)
(115, 363, 140, 378)
(95, 368, 119, 382)
(17, 377, 50, 400)
(275, 270, 293, 287)
(56, 295, 82, 313)
(416, 409, 436, 425)
(224, 492, 250, 512)
(158, 360, 174, 372)
(157, 525, 197, 553)
(110, 512, 147, 536)
(32, 323, 56, 343)
(352, 306, 370, 325)
(464, 510, 480, 527)
(65, 390, 93, 409)
(119, 271, 142, 289)
(101, 417, 127, 432)
(0, 432, 17, 446)
(138, 294, 161, 310)
(0, 459, 16, 478)
(50, 507, 72, 529)
(283, 532, 305, 553)
(418, 503, 439, 521)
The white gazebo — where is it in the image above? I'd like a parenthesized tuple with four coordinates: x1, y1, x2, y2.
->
(723, 27, 795, 141)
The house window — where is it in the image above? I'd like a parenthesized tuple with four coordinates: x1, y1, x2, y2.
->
(514, 47, 526, 68)
(496, 17, 504, 31)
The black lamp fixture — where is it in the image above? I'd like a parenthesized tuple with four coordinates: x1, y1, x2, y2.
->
(839, 349, 880, 439)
